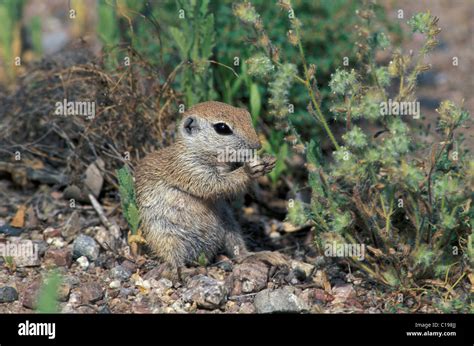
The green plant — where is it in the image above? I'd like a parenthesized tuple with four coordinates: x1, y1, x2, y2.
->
(28, 16, 42, 55)
(262, 130, 288, 187)
(438, 297, 473, 314)
(197, 252, 208, 266)
(97, 0, 121, 48)
(0, 0, 25, 82)
(3, 255, 15, 272)
(169, 0, 216, 106)
(117, 166, 140, 235)
(236, 1, 473, 290)
(97, 0, 150, 69)
(36, 271, 61, 313)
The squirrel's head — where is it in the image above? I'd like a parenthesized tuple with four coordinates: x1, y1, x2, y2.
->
(178, 101, 261, 161)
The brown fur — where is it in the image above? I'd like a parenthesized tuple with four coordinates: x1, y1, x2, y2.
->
(135, 101, 276, 279)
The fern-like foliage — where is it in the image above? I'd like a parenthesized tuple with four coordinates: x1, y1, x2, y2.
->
(117, 166, 140, 235)
(236, 1, 473, 289)
(169, 0, 216, 106)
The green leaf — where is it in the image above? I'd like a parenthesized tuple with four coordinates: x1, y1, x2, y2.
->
(249, 83, 261, 125)
(127, 203, 140, 234)
(382, 269, 400, 287)
(287, 199, 308, 226)
(269, 143, 288, 184)
(37, 271, 61, 313)
(116, 166, 140, 235)
(200, 13, 215, 59)
(197, 252, 208, 266)
(117, 167, 133, 193)
(169, 27, 191, 58)
(97, 0, 119, 46)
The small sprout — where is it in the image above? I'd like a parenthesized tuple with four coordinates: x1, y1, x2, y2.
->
(413, 244, 435, 268)
(37, 271, 61, 313)
(364, 148, 381, 163)
(352, 90, 384, 121)
(286, 199, 308, 226)
(117, 166, 140, 235)
(197, 252, 208, 267)
(333, 146, 350, 162)
(342, 126, 368, 149)
(233, 2, 260, 25)
(329, 212, 352, 233)
(407, 12, 433, 34)
(375, 67, 390, 86)
(329, 69, 357, 95)
(369, 32, 390, 50)
(246, 54, 274, 78)
(437, 100, 470, 132)
(382, 118, 410, 155)
(433, 175, 460, 200)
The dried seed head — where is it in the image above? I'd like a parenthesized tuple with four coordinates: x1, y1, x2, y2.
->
(307, 64, 316, 80)
(417, 63, 431, 72)
(425, 38, 438, 50)
(254, 18, 263, 31)
(233, 2, 260, 25)
(334, 106, 347, 113)
(277, 0, 292, 11)
(287, 30, 299, 46)
(275, 122, 290, 131)
(293, 143, 306, 154)
(356, 9, 374, 20)
(271, 46, 280, 63)
(258, 33, 270, 49)
(290, 18, 302, 29)
(285, 135, 298, 144)
(305, 162, 317, 173)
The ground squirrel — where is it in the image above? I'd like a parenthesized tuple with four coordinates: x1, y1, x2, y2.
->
(135, 101, 280, 279)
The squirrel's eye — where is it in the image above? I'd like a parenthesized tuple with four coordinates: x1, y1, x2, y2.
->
(213, 123, 233, 135)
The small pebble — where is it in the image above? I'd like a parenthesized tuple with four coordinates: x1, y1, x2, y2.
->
(109, 280, 121, 289)
(110, 265, 132, 281)
(77, 256, 90, 270)
(73, 234, 100, 261)
(0, 286, 19, 303)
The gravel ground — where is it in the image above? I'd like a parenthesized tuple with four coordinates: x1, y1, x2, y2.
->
(0, 178, 452, 314)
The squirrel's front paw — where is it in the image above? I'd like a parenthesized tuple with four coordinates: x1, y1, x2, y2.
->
(245, 154, 276, 179)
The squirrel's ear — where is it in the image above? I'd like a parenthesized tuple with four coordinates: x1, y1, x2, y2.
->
(181, 116, 200, 136)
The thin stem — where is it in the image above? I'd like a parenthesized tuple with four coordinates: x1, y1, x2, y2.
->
(294, 24, 340, 150)
(398, 72, 404, 100)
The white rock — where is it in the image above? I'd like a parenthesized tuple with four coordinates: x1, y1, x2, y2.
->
(47, 237, 67, 248)
(77, 256, 89, 270)
(290, 260, 315, 277)
(109, 280, 121, 289)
